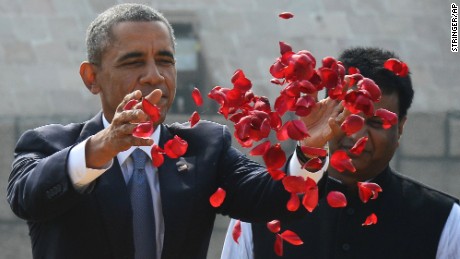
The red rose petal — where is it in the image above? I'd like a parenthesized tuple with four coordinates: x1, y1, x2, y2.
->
(267, 220, 281, 233)
(282, 176, 306, 193)
(263, 143, 286, 170)
(279, 41, 292, 55)
(191, 87, 204, 106)
(343, 90, 375, 116)
(286, 120, 310, 140)
(231, 69, 252, 92)
(398, 62, 409, 77)
(268, 169, 286, 181)
(300, 146, 328, 157)
(123, 99, 138, 110)
(326, 191, 348, 208)
(232, 220, 242, 244)
(375, 108, 398, 129)
(302, 177, 318, 212)
(358, 78, 381, 102)
(151, 144, 165, 167)
(330, 150, 356, 173)
(358, 182, 383, 203)
(280, 230, 303, 245)
(350, 136, 368, 155)
(249, 140, 271, 156)
(295, 95, 316, 117)
(286, 192, 300, 211)
(189, 111, 200, 127)
(341, 114, 365, 136)
(274, 234, 283, 256)
(142, 98, 161, 123)
(209, 187, 226, 208)
(132, 122, 153, 138)
(348, 66, 360, 75)
(269, 112, 282, 131)
(384, 58, 409, 77)
(164, 135, 188, 158)
(302, 157, 324, 171)
(279, 12, 294, 19)
(274, 93, 296, 116)
(362, 213, 378, 226)
(318, 67, 339, 89)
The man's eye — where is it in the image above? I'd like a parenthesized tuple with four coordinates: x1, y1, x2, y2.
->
(156, 59, 175, 66)
(122, 60, 144, 67)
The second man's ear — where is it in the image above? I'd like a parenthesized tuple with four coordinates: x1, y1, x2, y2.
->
(80, 61, 100, 95)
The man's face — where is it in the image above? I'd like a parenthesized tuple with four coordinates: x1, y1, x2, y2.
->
(329, 93, 406, 182)
(94, 21, 176, 124)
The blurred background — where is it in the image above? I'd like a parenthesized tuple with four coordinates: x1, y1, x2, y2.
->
(0, 0, 458, 258)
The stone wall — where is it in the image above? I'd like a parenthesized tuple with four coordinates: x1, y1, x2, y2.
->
(0, 0, 458, 258)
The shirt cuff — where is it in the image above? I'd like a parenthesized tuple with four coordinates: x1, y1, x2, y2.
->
(288, 148, 327, 183)
(68, 137, 113, 192)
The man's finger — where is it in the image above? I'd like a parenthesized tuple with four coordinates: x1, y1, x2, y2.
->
(116, 90, 143, 113)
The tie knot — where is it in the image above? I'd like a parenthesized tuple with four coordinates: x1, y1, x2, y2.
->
(131, 149, 148, 170)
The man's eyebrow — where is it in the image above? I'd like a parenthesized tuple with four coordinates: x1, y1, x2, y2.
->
(157, 50, 175, 59)
(116, 51, 144, 63)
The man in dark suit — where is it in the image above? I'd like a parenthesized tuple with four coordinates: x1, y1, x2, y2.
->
(7, 3, 318, 259)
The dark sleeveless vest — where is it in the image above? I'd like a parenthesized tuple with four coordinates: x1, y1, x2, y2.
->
(252, 167, 458, 259)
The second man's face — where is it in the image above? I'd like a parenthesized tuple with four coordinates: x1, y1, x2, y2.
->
(329, 93, 406, 182)
(95, 21, 177, 124)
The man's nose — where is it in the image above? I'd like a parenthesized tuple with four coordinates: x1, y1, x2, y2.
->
(139, 62, 165, 85)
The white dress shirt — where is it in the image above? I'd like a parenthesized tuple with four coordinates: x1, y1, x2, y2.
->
(67, 116, 314, 259)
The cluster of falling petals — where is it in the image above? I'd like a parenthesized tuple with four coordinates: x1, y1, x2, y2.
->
(124, 98, 189, 168)
(205, 11, 410, 255)
(207, 40, 408, 240)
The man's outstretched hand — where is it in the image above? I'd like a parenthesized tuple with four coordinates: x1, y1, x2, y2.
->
(299, 97, 348, 149)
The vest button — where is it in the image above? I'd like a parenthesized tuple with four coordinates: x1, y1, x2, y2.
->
(342, 243, 351, 251)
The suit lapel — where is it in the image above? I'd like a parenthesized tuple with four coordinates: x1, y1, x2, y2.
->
(78, 113, 134, 257)
(158, 125, 197, 258)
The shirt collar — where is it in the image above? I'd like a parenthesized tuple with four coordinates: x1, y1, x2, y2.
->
(102, 115, 161, 165)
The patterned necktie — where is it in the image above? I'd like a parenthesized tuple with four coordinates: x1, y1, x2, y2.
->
(128, 149, 157, 259)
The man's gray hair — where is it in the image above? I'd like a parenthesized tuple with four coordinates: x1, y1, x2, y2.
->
(86, 3, 175, 65)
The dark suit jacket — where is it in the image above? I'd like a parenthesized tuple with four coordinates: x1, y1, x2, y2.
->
(252, 167, 459, 259)
(7, 112, 292, 259)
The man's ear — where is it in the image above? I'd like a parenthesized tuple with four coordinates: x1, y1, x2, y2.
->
(80, 61, 100, 95)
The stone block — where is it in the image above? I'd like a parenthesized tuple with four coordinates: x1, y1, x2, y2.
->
(51, 0, 92, 16)
(0, 87, 19, 117)
(11, 16, 50, 43)
(0, 119, 18, 221)
(0, 17, 16, 43)
(430, 65, 460, 111)
(2, 42, 37, 65)
(34, 41, 72, 65)
(399, 112, 446, 157)
(408, 65, 436, 112)
(0, 223, 32, 259)
(399, 159, 460, 198)
(448, 114, 460, 157)
(47, 17, 82, 41)
(347, 14, 382, 36)
(20, 0, 55, 15)
(87, 0, 119, 13)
